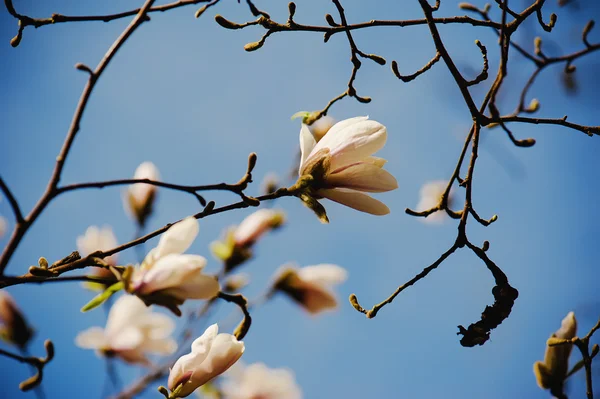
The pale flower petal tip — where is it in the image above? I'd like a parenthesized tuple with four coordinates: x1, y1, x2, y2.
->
(296, 116, 396, 217)
(77, 225, 118, 267)
(125, 162, 160, 226)
(416, 180, 454, 224)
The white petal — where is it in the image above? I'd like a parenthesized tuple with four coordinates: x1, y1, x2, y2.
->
(318, 188, 390, 215)
(327, 163, 398, 193)
(110, 326, 144, 351)
(191, 333, 245, 388)
(75, 327, 107, 349)
(130, 162, 160, 204)
(308, 115, 336, 142)
(105, 295, 148, 337)
(142, 313, 177, 340)
(151, 217, 199, 261)
(299, 124, 317, 174)
(306, 117, 387, 171)
(164, 274, 220, 300)
(297, 264, 347, 286)
(556, 311, 577, 339)
(192, 324, 219, 353)
(136, 254, 207, 295)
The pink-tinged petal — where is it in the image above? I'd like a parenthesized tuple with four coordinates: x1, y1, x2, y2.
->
(327, 163, 398, 193)
(306, 117, 387, 171)
(163, 274, 220, 300)
(75, 327, 107, 349)
(318, 188, 390, 215)
(299, 124, 317, 174)
(136, 254, 207, 295)
(297, 264, 347, 286)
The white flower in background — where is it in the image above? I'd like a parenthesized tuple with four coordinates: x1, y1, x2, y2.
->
(260, 173, 279, 195)
(75, 295, 176, 364)
(533, 311, 577, 393)
(0, 291, 34, 349)
(0, 215, 7, 239)
(130, 217, 220, 312)
(168, 324, 245, 398)
(233, 209, 286, 247)
(273, 264, 347, 315)
(222, 362, 302, 399)
(298, 116, 398, 216)
(416, 180, 453, 224)
(77, 225, 119, 266)
(125, 161, 160, 226)
(307, 115, 336, 143)
(223, 273, 250, 293)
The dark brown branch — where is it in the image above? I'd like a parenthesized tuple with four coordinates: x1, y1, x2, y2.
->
(0, 187, 297, 288)
(4, 0, 216, 45)
(217, 291, 252, 340)
(497, 115, 600, 137)
(391, 52, 441, 82)
(0, 340, 54, 391)
(350, 245, 458, 319)
(0, 176, 24, 223)
(465, 40, 489, 87)
(0, 0, 157, 274)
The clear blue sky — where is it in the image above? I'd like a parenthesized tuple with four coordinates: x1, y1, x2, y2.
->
(1, 1, 599, 398)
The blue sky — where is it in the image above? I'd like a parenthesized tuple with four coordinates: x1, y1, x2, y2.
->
(1, 1, 599, 398)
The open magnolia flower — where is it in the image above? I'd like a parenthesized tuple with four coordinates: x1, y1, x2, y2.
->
(298, 116, 398, 217)
(168, 324, 245, 398)
(125, 161, 160, 227)
(76, 295, 176, 364)
(211, 209, 285, 272)
(130, 217, 220, 315)
(0, 291, 34, 349)
(416, 180, 454, 224)
(273, 264, 347, 314)
(533, 312, 577, 395)
(222, 362, 302, 399)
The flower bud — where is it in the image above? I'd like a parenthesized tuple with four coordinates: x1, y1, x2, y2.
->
(125, 162, 160, 227)
(0, 291, 34, 349)
(222, 362, 302, 399)
(533, 312, 577, 394)
(273, 264, 347, 314)
(168, 324, 245, 397)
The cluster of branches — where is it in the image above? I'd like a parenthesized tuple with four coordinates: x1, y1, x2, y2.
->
(1, 0, 599, 398)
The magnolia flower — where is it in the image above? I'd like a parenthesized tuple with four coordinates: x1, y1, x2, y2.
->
(130, 217, 220, 314)
(211, 209, 285, 272)
(77, 225, 119, 266)
(0, 215, 7, 239)
(416, 180, 454, 224)
(0, 291, 34, 349)
(260, 173, 279, 195)
(168, 324, 245, 398)
(298, 116, 398, 216)
(273, 264, 347, 314)
(125, 161, 160, 227)
(75, 295, 176, 364)
(222, 362, 302, 399)
(533, 311, 577, 395)
(223, 273, 250, 293)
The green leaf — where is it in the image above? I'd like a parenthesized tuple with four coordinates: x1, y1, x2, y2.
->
(81, 281, 124, 312)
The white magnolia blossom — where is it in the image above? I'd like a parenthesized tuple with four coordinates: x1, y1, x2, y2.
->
(307, 115, 336, 142)
(233, 209, 285, 247)
(168, 324, 245, 398)
(131, 217, 220, 303)
(416, 180, 454, 224)
(125, 161, 160, 225)
(76, 225, 119, 266)
(75, 295, 176, 364)
(222, 362, 302, 399)
(533, 311, 577, 392)
(299, 116, 398, 215)
(0, 215, 7, 239)
(274, 264, 347, 314)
